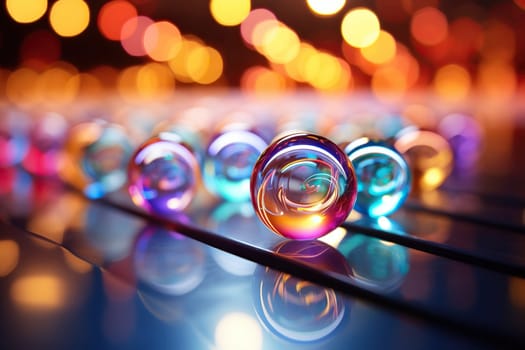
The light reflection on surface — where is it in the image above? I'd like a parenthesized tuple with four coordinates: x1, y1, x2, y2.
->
(10, 275, 65, 309)
(215, 312, 263, 350)
(0, 239, 20, 277)
(253, 240, 349, 342)
(134, 225, 206, 295)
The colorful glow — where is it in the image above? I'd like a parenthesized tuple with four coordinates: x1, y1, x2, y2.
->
(6, 0, 47, 24)
(98, 0, 138, 41)
(11, 275, 64, 309)
(240, 8, 276, 46)
(306, 0, 346, 16)
(128, 133, 199, 215)
(360, 30, 396, 65)
(143, 21, 182, 62)
(0, 240, 20, 277)
(344, 138, 411, 218)
(261, 24, 300, 64)
(215, 313, 262, 350)
(241, 66, 288, 94)
(341, 8, 380, 48)
(410, 7, 448, 46)
(49, 0, 90, 37)
(210, 0, 251, 26)
(251, 132, 357, 240)
(204, 128, 268, 202)
(433, 64, 471, 101)
(186, 46, 223, 84)
(121, 16, 154, 57)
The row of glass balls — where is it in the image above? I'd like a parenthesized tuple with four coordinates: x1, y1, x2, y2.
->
(54, 116, 452, 241)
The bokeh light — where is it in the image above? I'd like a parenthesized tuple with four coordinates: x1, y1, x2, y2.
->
(49, 0, 90, 37)
(121, 16, 154, 57)
(306, 0, 346, 16)
(0, 240, 19, 277)
(210, 0, 251, 26)
(433, 64, 471, 101)
(261, 24, 300, 64)
(341, 8, 380, 48)
(98, 0, 138, 41)
(240, 8, 276, 46)
(186, 46, 223, 84)
(6, 0, 47, 24)
(143, 21, 182, 62)
(410, 7, 448, 46)
(360, 30, 396, 65)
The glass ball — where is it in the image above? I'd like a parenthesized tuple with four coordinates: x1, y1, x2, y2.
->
(344, 138, 411, 217)
(204, 128, 268, 202)
(61, 120, 134, 199)
(128, 132, 200, 215)
(251, 132, 357, 240)
(394, 129, 453, 192)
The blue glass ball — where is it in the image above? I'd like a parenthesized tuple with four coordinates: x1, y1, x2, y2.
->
(204, 128, 268, 202)
(344, 138, 410, 218)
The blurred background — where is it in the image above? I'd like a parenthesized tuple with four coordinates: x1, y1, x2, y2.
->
(1, 0, 524, 99)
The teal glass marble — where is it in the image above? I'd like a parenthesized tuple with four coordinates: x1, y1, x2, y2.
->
(62, 120, 134, 199)
(344, 138, 410, 218)
(251, 132, 357, 240)
(128, 131, 200, 215)
(204, 128, 268, 202)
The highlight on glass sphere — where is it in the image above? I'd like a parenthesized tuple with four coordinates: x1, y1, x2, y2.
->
(394, 129, 453, 192)
(60, 120, 134, 199)
(22, 112, 68, 176)
(344, 137, 411, 218)
(250, 132, 357, 240)
(128, 131, 200, 215)
(204, 126, 268, 202)
(253, 240, 349, 342)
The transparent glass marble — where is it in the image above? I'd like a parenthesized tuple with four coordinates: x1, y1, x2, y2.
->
(251, 132, 357, 240)
(344, 138, 411, 217)
(253, 240, 349, 342)
(204, 128, 268, 202)
(61, 120, 134, 199)
(134, 225, 206, 295)
(22, 112, 68, 176)
(128, 132, 200, 215)
(394, 129, 453, 192)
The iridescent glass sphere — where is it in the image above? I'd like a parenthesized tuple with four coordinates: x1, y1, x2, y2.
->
(128, 132, 200, 215)
(344, 138, 411, 217)
(394, 129, 453, 192)
(250, 132, 357, 240)
(204, 128, 268, 202)
(61, 120, 133, 199)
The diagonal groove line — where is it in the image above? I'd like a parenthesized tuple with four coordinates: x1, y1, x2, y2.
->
(89, 197, 523, 348)
(404, 200, 525, 234)
(342, 221, 525, 279)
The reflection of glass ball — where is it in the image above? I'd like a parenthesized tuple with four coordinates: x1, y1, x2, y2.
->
(339, 234, 409, 292)
(394, 130, 453, 192)
(253, 241, 349, 342)
(204, 129, 268, 202)
(128, 132, 200, 214)
(134, 226, 206, 295)
(345, 138, 411, 217)
(251, 132, 357, 240)
(61, 120, 133, 199)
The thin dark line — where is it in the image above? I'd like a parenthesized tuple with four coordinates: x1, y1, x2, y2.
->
(342, 221, 525, 279)
(404, 201, 525, 233)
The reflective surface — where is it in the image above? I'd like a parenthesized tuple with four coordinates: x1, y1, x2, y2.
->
(251, 132, 357, 240)
(345, 138, 411, 217)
